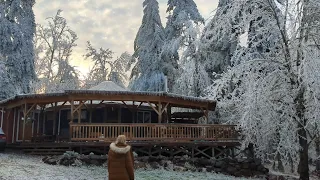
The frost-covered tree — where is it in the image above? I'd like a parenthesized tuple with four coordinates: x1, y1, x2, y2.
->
(108, 52, 132, 88)
(33, 10, 79, 93)
(84, 41, 113, 87)
(129, 0, 166, 92)
(0, 60, 13, 100)
(205, 0, 320, 179)
(84, 42, 131, 89)
(199, 0, 243, 78)
(0, 0, 36, 97)
(162, 0, 204, 91)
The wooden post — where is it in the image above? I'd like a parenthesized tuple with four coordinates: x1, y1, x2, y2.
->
(104, 106, 107, 123)
(37, 109, 40, 134)
(89, 100, 93, 123)
(204, 108, 209, 124)
(70, 99, 74, 124)
(132, 101, 135, 123)
(1, 107, 4, 128)
(167, 105, 171, 123)
(5, 109, 11, 143)
(89, 109, 93, 123)
(78, 109, 81, 123)
(58, 109, 61, 135)
(53, 103, 57, 135)
(16, 109, 20, 142)
(70, 99, 74, 141)
(22, 103, 27, 142)
(158, 103, 162, 123)
(118, 106, 122, 123)
(43, 108, 46, 134)
(12, 108, 16, 143)
(31, 111, 34, 137)
(22, 103, 36, 142)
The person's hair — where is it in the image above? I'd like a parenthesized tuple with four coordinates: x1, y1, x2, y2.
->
(115, 135, 127, 144)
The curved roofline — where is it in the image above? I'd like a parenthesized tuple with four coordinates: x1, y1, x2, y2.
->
(0, 90, 216, 110)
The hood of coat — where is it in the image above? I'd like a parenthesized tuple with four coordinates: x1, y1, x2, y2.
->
(110, 142, 131, 154)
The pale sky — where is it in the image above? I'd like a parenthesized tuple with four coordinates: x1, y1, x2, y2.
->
(34, 0, 218, 77)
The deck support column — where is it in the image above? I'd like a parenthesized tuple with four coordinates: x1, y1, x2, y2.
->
(22, 104, 27, 142)
(89, 100, 93, 123)
(58, 109, 61, 135)
(53, 103, 57, 135)
(118, 106, 122, 123)
(1, 107, 4, 128)
(37, 108, 41, 134)
(22, 103, 36, 142)
(158, 103, 162, 123)
(147, 102, 169, 124)
(167, 105, 171, 123)
(5, 109, 11, 142)
(12, 108, 16, 143)
(201, 107, 209, 124)
(70, 99, 74, 141)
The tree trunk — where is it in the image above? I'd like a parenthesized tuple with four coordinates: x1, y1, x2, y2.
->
(289, 154, 295, 173)
(296, 87, 309, 180)
(316, 138, 320, 171)
(298, 125, 309, 180)
(276, 152, 285, 172)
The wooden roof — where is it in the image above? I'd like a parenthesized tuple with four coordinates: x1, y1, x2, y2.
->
(0, 90, 216, 110)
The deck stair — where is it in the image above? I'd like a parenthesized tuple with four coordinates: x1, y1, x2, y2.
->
(20, 143, 71, 156)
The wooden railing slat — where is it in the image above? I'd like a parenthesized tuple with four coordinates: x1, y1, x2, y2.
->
(69, 123, 239, 142)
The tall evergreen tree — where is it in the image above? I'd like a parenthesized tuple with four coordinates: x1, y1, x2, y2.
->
(129, 0, 166, 91)
(0, 0, 36, 98)
(199, 0, 242, 77)
(162, 0, 204, 92)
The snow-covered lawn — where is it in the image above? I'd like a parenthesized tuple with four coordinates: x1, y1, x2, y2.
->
(0, 152, 263, 180)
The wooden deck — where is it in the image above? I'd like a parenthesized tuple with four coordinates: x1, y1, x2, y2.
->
(70, 123, 239, 142)
(7, 124, 240, 158)
(8, 140, 240, 158)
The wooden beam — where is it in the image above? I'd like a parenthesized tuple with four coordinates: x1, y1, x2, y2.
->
(147, 101, 159, 114)
(24, 103, 36, 117)
(137, 102, 143, 109)
(200, 107, 209, 124)
(118, 106, 122, 123)
(158, 102, 162, 123)
(70, 100, 74, 123)
(98, 100, 105, 105)
(12, 108, 16, 143)
(22, 103, 27, 142)
(73, 101, 85, 114)
(53, 102, 57, 135)
(167, 105, 171, 123)
(161, 103, 169, 114)
(42, 107, 46, 134)
(77, 108, 81, 123)
(37, 108, 40, 134)
(1, 107, 4, 128)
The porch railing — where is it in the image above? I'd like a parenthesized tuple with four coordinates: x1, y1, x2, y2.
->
(70, 123, 239, 142)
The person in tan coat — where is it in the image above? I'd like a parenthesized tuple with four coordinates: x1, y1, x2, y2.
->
(108, 135, 134, 180)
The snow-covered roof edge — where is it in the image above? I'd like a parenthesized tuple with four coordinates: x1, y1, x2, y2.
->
(0, 90, 216, 109)
(65, 90, 215, 103)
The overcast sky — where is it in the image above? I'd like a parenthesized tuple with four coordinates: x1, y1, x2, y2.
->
(34, 0, 218, 76)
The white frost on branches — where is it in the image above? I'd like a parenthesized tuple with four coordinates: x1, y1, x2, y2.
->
(129, 0, 166, 92)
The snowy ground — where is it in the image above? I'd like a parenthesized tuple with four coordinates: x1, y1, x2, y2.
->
(0, 152, 263, 180)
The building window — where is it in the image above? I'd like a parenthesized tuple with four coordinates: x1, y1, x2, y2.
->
(137, 111, 151, 123)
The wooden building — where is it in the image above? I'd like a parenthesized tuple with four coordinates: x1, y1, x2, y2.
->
(0, 81, 239, 158)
